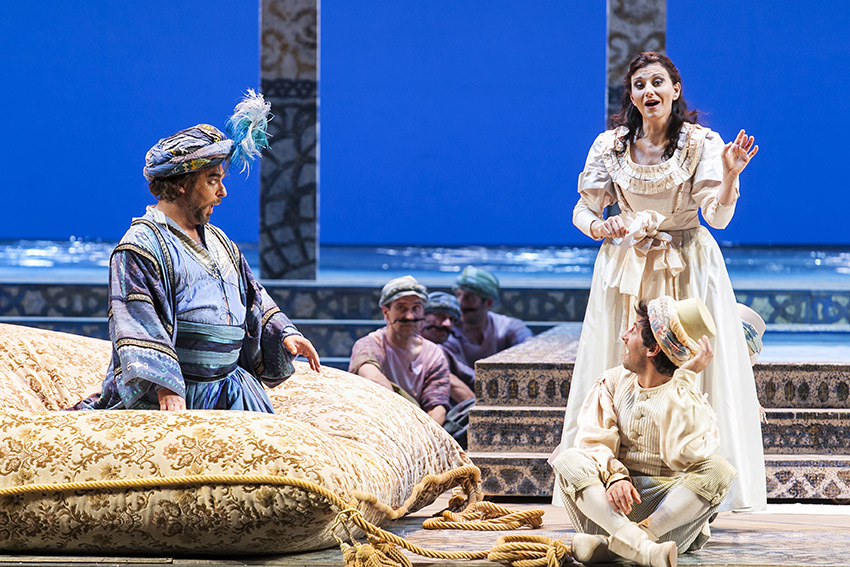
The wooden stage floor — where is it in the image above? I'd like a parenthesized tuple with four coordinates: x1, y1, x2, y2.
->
(2, 496, 849, 567)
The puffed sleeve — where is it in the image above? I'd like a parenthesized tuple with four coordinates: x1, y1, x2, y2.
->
(691, 129, 738, 229)
(658, 368, 721, 471)
(573, 131, 617, 239)
(574, 368, 630, 486)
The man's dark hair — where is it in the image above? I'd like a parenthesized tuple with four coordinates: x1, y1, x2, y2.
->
(148, 171, 200, 202)
(635, 300, 678, 376)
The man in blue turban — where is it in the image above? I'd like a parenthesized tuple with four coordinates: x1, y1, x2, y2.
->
(73, 92, 320, 412)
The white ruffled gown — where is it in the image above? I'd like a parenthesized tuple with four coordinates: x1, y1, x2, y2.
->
(556, 122, 767, 512)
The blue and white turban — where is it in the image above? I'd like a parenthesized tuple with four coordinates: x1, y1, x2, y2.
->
(453, 265, 500, 301)
(143, 90, 271, 181)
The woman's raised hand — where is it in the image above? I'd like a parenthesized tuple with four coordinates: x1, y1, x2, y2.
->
(591, 215, 628, 239)
(722, 129, 759, 177)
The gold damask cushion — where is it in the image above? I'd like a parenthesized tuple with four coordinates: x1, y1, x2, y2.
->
(0, 324, 474, 555)
(0, 323, 109, 411)
(267, 367, 469, 514)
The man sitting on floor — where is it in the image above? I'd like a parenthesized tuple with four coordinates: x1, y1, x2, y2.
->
(551, 296, 736, 567)
(420, 291, 475, 404)
(349, 276, 470, 446)
(444, 265, 532, 367)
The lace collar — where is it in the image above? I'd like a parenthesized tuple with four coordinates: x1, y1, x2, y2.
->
(602, 122, 708, 195)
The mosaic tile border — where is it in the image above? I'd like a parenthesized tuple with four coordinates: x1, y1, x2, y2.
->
(470, 453, 850, 501)
(469, 407, 850, 455)
(0, 283, 848, 326)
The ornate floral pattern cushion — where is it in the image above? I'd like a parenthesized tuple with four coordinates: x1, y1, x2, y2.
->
(0, 324, 473, 554)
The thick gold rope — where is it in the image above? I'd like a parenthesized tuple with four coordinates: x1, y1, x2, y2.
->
(351, 464, 483, 520)
(423, 500, 544, 531)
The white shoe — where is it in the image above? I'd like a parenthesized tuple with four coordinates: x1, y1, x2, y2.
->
(570, 533, 613, 564)
(608, 523, 677, 567)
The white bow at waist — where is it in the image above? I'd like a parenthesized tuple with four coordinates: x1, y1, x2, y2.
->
(601, 211, 686, 297)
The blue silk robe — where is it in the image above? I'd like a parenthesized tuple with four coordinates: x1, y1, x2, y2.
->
(75, 207, 298, 412)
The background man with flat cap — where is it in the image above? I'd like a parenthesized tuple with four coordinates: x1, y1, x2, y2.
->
(349, 276, 470, 446)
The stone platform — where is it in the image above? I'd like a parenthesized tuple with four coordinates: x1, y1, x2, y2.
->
(467, 325, 850, 502)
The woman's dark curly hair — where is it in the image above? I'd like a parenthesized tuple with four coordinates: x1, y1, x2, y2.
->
(609, 52, 700, 160)
(148, 171, 200, 202)
(635, 300, 678, 377)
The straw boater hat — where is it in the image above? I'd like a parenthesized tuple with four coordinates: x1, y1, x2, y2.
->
(647, 296, 717, 367)
(737, 303, 766, 365)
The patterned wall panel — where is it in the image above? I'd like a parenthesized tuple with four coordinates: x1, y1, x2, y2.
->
(606, 0, 666, 120)
(260, 0, 318, 279)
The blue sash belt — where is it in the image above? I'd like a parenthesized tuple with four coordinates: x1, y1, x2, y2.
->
(175, 320, 245, 382)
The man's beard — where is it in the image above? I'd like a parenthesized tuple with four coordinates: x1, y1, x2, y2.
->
(190, 201, 214, 225)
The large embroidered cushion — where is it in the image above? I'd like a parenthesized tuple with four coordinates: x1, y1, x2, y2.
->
(0, 324, 474, 554)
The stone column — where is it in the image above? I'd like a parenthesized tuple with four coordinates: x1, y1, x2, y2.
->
(606, 0, 666, 121)
(260, 0, 319, 279)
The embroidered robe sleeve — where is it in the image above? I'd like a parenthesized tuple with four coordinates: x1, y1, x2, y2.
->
(657, 368, 721, 471)
(691, 129, 739, 229)
(105, 240, 185, 408)
(573, 131, 618, 240)
(573, 367, 630, 487)
(238, 253, 298, 388)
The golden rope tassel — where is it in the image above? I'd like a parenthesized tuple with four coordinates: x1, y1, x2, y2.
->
(424, 501, 544, 531)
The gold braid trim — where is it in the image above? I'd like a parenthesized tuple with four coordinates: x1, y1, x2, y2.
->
(113, 243, 162, 281)
(126, 293, 154, 305)
(115, 338, 179, 362)
(262, 306, 282, 330)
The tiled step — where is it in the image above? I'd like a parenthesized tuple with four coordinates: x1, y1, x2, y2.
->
(469, 406, 850, 455)
(1, 281, 849, 326)
(474, 324, 579, 407)
(468, 406, 563, 454)
(468, 452, 850, 502)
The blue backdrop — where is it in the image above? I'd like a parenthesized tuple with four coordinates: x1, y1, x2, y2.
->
(1, 2, 848, 245)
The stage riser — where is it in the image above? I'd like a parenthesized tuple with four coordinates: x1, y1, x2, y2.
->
(1, 282, 849, 325)
(469, 407, 850, 455)
(474, 366, 850, 410)
(471, 453, 850, 502)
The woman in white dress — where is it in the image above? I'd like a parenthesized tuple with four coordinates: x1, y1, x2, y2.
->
(558, 52, 766, 512)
